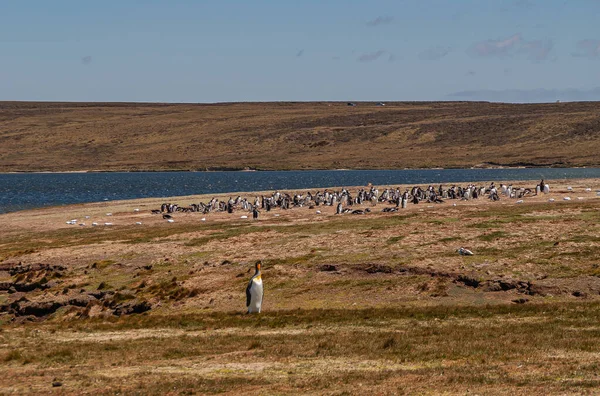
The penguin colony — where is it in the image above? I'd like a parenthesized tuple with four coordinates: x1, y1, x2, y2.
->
(152, 180, 550, 218)
(150, 180, 558, 314)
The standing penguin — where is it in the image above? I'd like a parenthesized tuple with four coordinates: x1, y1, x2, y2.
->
(246, 261, 264, 313)
(401, 191, 408, 209)
(336, 201, 343, 214)
(252, 206, 260, 219)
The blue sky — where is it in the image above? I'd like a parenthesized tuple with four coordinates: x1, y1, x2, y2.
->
(1, 0, 599, 103)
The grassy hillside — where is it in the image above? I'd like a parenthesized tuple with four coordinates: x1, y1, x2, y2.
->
(1, 180, 600, 393)
(0, 101, 599, 172)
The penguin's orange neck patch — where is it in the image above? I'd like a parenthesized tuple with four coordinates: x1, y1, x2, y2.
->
(254, 275, 261, 281)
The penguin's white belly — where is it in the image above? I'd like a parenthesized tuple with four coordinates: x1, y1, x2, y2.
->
(248, 278, 263, 313)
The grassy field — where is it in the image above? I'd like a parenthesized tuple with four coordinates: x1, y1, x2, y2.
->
(1, 179, 600, 394)
(1, 101, 600, 171)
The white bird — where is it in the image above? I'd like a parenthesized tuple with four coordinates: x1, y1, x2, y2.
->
(106, 213, 112, 216)
(516, 200, 524, 204)
(92, 222, 98, 226)
(567, 186, 573, 191)
(104, 222, 113, 226)
(585, 188, 592, 192)
(246, 261, 264, 314)
(201, 218, 206, 221)
(316, 210, 322, 214)
(549, 198, 555, 202)
(134, 208, 140, 212)
(240, 215, 248, 219)
(563, 197, 571, 201)
(167, 219, 175, 223)
(135, 222, 142, 225)
(457, 247, 474, 256)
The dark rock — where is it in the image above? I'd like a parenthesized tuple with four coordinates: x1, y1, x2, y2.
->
(319, 264, 338, 272)
(7, 263, 66, 276)
(12, 315, 38, 324)
(87, 291, 107, 299)
(68, 295, 97, 307)
(113, 300, 151, 316)
(482, 281, 502, 292)
(364, 264, 393, 274)
(512, 298, 529, 304)
(12, 301, 64, 317)
(455, 275, 480, 288)
(572, 291, 587, 298)
(8, 295, 29, 304)
(52, 381, 63, 387)
(0, 282, 11, 291)
(498, 279, 519, 291)
(12, 281, 50, 293)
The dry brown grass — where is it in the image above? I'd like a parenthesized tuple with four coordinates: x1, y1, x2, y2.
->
(1, 178, 600, 394)
(1, 101, 600, 171)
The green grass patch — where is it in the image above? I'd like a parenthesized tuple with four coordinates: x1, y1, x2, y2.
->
(386, 235, 405, 245)
(478, 231, 510, 242)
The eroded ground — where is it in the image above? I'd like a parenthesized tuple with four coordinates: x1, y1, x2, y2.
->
(1, 178, 599, 394)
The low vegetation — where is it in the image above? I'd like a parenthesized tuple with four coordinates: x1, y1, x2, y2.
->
(1, 180, 599, 393)
(1, 101, 600, 171)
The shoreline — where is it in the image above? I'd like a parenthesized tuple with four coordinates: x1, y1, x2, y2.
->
(2, 165, 600, 175)
(2, 176, 598, 217)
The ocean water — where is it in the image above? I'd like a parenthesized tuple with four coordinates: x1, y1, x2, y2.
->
(1, 168, 599, 214)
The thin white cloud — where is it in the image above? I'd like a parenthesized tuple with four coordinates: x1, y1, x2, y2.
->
(357, 50, 386, 62)
(469, 34, 522, 57)
(419, 46, 450, 61)
(572, 39, 600, 59)
(519, 39, 553, 61)
(366, 16, 393, 27)
(468, 33, 553, 61)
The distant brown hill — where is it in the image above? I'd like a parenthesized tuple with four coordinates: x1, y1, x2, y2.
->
(0, 101, 599, 172)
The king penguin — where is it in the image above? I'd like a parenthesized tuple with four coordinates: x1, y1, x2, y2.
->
(246, 261, 264, 313)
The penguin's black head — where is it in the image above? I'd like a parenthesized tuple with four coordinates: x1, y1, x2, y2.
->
(255, 261, 262, 271)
